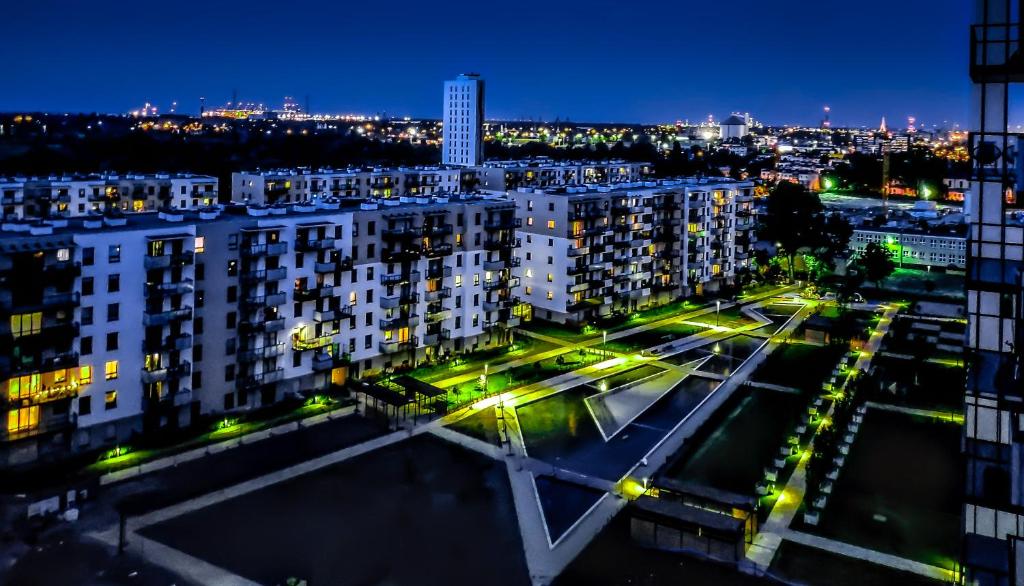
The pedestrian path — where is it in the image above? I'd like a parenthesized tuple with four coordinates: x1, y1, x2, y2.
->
(865, 401, 963, 423)
(785, 530, 955, 582)
(746, 304, 901, 571)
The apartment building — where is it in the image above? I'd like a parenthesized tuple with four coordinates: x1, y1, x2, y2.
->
(0, 173, 218, 221)
(851, 228, 967, 271)
(231, 167, 469, 204)
(0, 195, 523, 466)
(963, 2, 1024, 583)
(442, 74, 485, 167)
(512, 178, 755, 325)
(475, 159, 654, 192)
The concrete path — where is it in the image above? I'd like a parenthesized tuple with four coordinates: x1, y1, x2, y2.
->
(746, 304, 901, 571)
(865, 401, 963, 423)
(785, 530, 955, 582)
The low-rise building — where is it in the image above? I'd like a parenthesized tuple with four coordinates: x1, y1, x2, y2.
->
(474, 159, 653, 192)
(851, 227, 967, 270)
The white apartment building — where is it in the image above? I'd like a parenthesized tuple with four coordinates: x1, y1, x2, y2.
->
(511, 178, 756, 325)
(442, 74, 485, 167)
(851, 228, 967, 270)
(0, 195, 523, 466)
(231, 166, 467, 205)
(475, 159, 654, 192)
(0, 173, 219, 221)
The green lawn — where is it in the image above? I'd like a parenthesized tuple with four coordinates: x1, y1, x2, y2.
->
(869, 355, 964, 412)
(862, 268, 965, 301)
(688, 306, 756, 329)
(408, 338, 561, 384)
(604, 324, 708, 353)
(771, 541, 945, 586)
(802, 411, 961, 571)
(445, 349, 604, 408)
(752, 343, 850, 391)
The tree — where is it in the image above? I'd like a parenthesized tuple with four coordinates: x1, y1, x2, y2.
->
(758, 182, 852, 281)
(859, 242, 896, 288)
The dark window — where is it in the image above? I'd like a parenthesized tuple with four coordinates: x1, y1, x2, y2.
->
(227, 286, 237, 303)
(226, 312, 236, 329)
(82, 277, 94, 296)
(107, 274, 119, 293)
(107, 303, 119, 322)
(81, 306, 93, 326)
(81, 336, 92, 355)
(82, 247, 94, 266)
(78, 396, 91, 416)
(225, 364, 235, 381)
(106, 332, 118, 351)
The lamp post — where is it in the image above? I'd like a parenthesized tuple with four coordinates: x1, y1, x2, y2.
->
(716, 300, 721, 327)
(603, 330, 608, 358)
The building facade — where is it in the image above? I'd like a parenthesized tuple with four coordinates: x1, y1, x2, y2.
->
(0, 174, 218, 221)
(0, 195, 523, 467)
(231, 166, 470, 205)
(851, 228, 967, 271)
(442, 74, 485, 167)
(963, 2, 1024, 584)
(511, 179, 755, 325)
(475, 159, 654, 192)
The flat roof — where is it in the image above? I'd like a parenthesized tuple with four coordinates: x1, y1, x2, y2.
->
(632, 496, 745, 534)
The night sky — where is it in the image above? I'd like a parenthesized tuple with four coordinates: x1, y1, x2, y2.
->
(3, 0, 969, 126)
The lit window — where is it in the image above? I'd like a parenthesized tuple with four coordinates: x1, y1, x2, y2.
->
(525, 269, 533, 278)
(7, 406, 38, 433)
(525, 286, 532, 295)
(80, 366, 92, 385)
(104, 361, 119, 381)
(547, 220, 556, 230)
(105, 390, 117, 410)
(455, 275, 463, 288)
(10, 313, 42, 338)
(195, 236, 205, 253)
(474, 274, 480, 286)
(57, 248, 70, 262)
(547, 273, 553, 282)
(546, 290, 554, 300)
(527, 217, 534, 226)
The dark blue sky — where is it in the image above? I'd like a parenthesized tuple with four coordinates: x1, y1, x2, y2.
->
(3, 0, 969, 126)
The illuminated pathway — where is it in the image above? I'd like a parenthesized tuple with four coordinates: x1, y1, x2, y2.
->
(743, 304, 949, 579)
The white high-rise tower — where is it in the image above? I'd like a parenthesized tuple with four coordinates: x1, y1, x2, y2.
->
(442, 74, 485, 167)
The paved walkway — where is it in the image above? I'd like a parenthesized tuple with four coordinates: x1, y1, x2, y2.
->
(865, 401, 964, 423)
(785, 530, 955, 582)
(746, 304, 901, 571)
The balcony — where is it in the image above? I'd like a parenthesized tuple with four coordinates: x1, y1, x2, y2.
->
(424, 243, 454, 258)
(483, 238, 521, 251)
(380, 292, 419, 309)
(144, 251, 195, 270)
(240, 291, 287, 310)
(379, 338, 418, 354)
(294, 285, 335, 302)
(146, 278, 195, 297)
(381, 248, 422, 263)
(426, 265, 453, 280)
(382, 226, 422, 239)
(423, 287, 451, 303)
(147, 388, 193, 409)
(483, 258, 521, 271)
(380, 270, 420, 286)
(141, 361, 192, 384)
(237, 368, 285, 390)
(483, 218, 522, 230)
(143, 306, 193, 327)
(237, 343, 286, 362)
(142, 333, 193, 353)
(42, 260, 81, 278)
(295, 238, 337, 252)
(314, 261, 337, 273)
(292, 334, 332, 352)
(315, 306, 352, 322)
(240, 267, 288, 284)
(483, 298, 517, 312)
(483, 277, 520, 291)
(424, 224, 454, 237)
(423, 329, 451, 346)
(567, 246, 590, 257)
(483, 316, 521, 330)
(313, 352, 336, 372)
(338, 256, 354, 271)
(239, 317, 286, 334)
(241, 242, 289, 258)
(380, 314, 420, 329)
(424, 308, 451, 323)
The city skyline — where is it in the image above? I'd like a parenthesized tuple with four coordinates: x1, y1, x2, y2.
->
(3, 0, 969, 126)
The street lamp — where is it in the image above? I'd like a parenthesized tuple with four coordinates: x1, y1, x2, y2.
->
(603, 330, 608, 357)
(716, 300, 721, 327)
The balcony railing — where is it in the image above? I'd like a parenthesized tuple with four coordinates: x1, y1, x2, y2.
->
(423, 329, 451, 346)
(314, 261, 337, 273)
(315, 306, 353, 322)
(380, 270, 420, 286)
(237, 343, 286, 362)
(379, 337, 418, 354)
(380, 314, 420, 330)
(382, 226, 422, 239)
(483, 218, 523, 230)
(292, 335, 332, 352)
(424, 243, 454, 258)
(293, 285, 335, 302)
(240, 267, 288, 284)
(483, 258, 521, 271)
(423, 288, 451, 303)
(482, 277, 520, 291)
(241, 242, 289, 258)
(426, 266, 453, 280)
(237, 368, 285, 390)
(239, 317, 286, 334)
(142, 306, 193, 327)
(145, 278, 195, 297)
(380, 292, 419, 309)
(381, 248, 422, 263)
(142, 333, 193, 353)
(144, 251, 195, 270)
(141, 361, 192, 384)
(295, 238, 337, 252)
